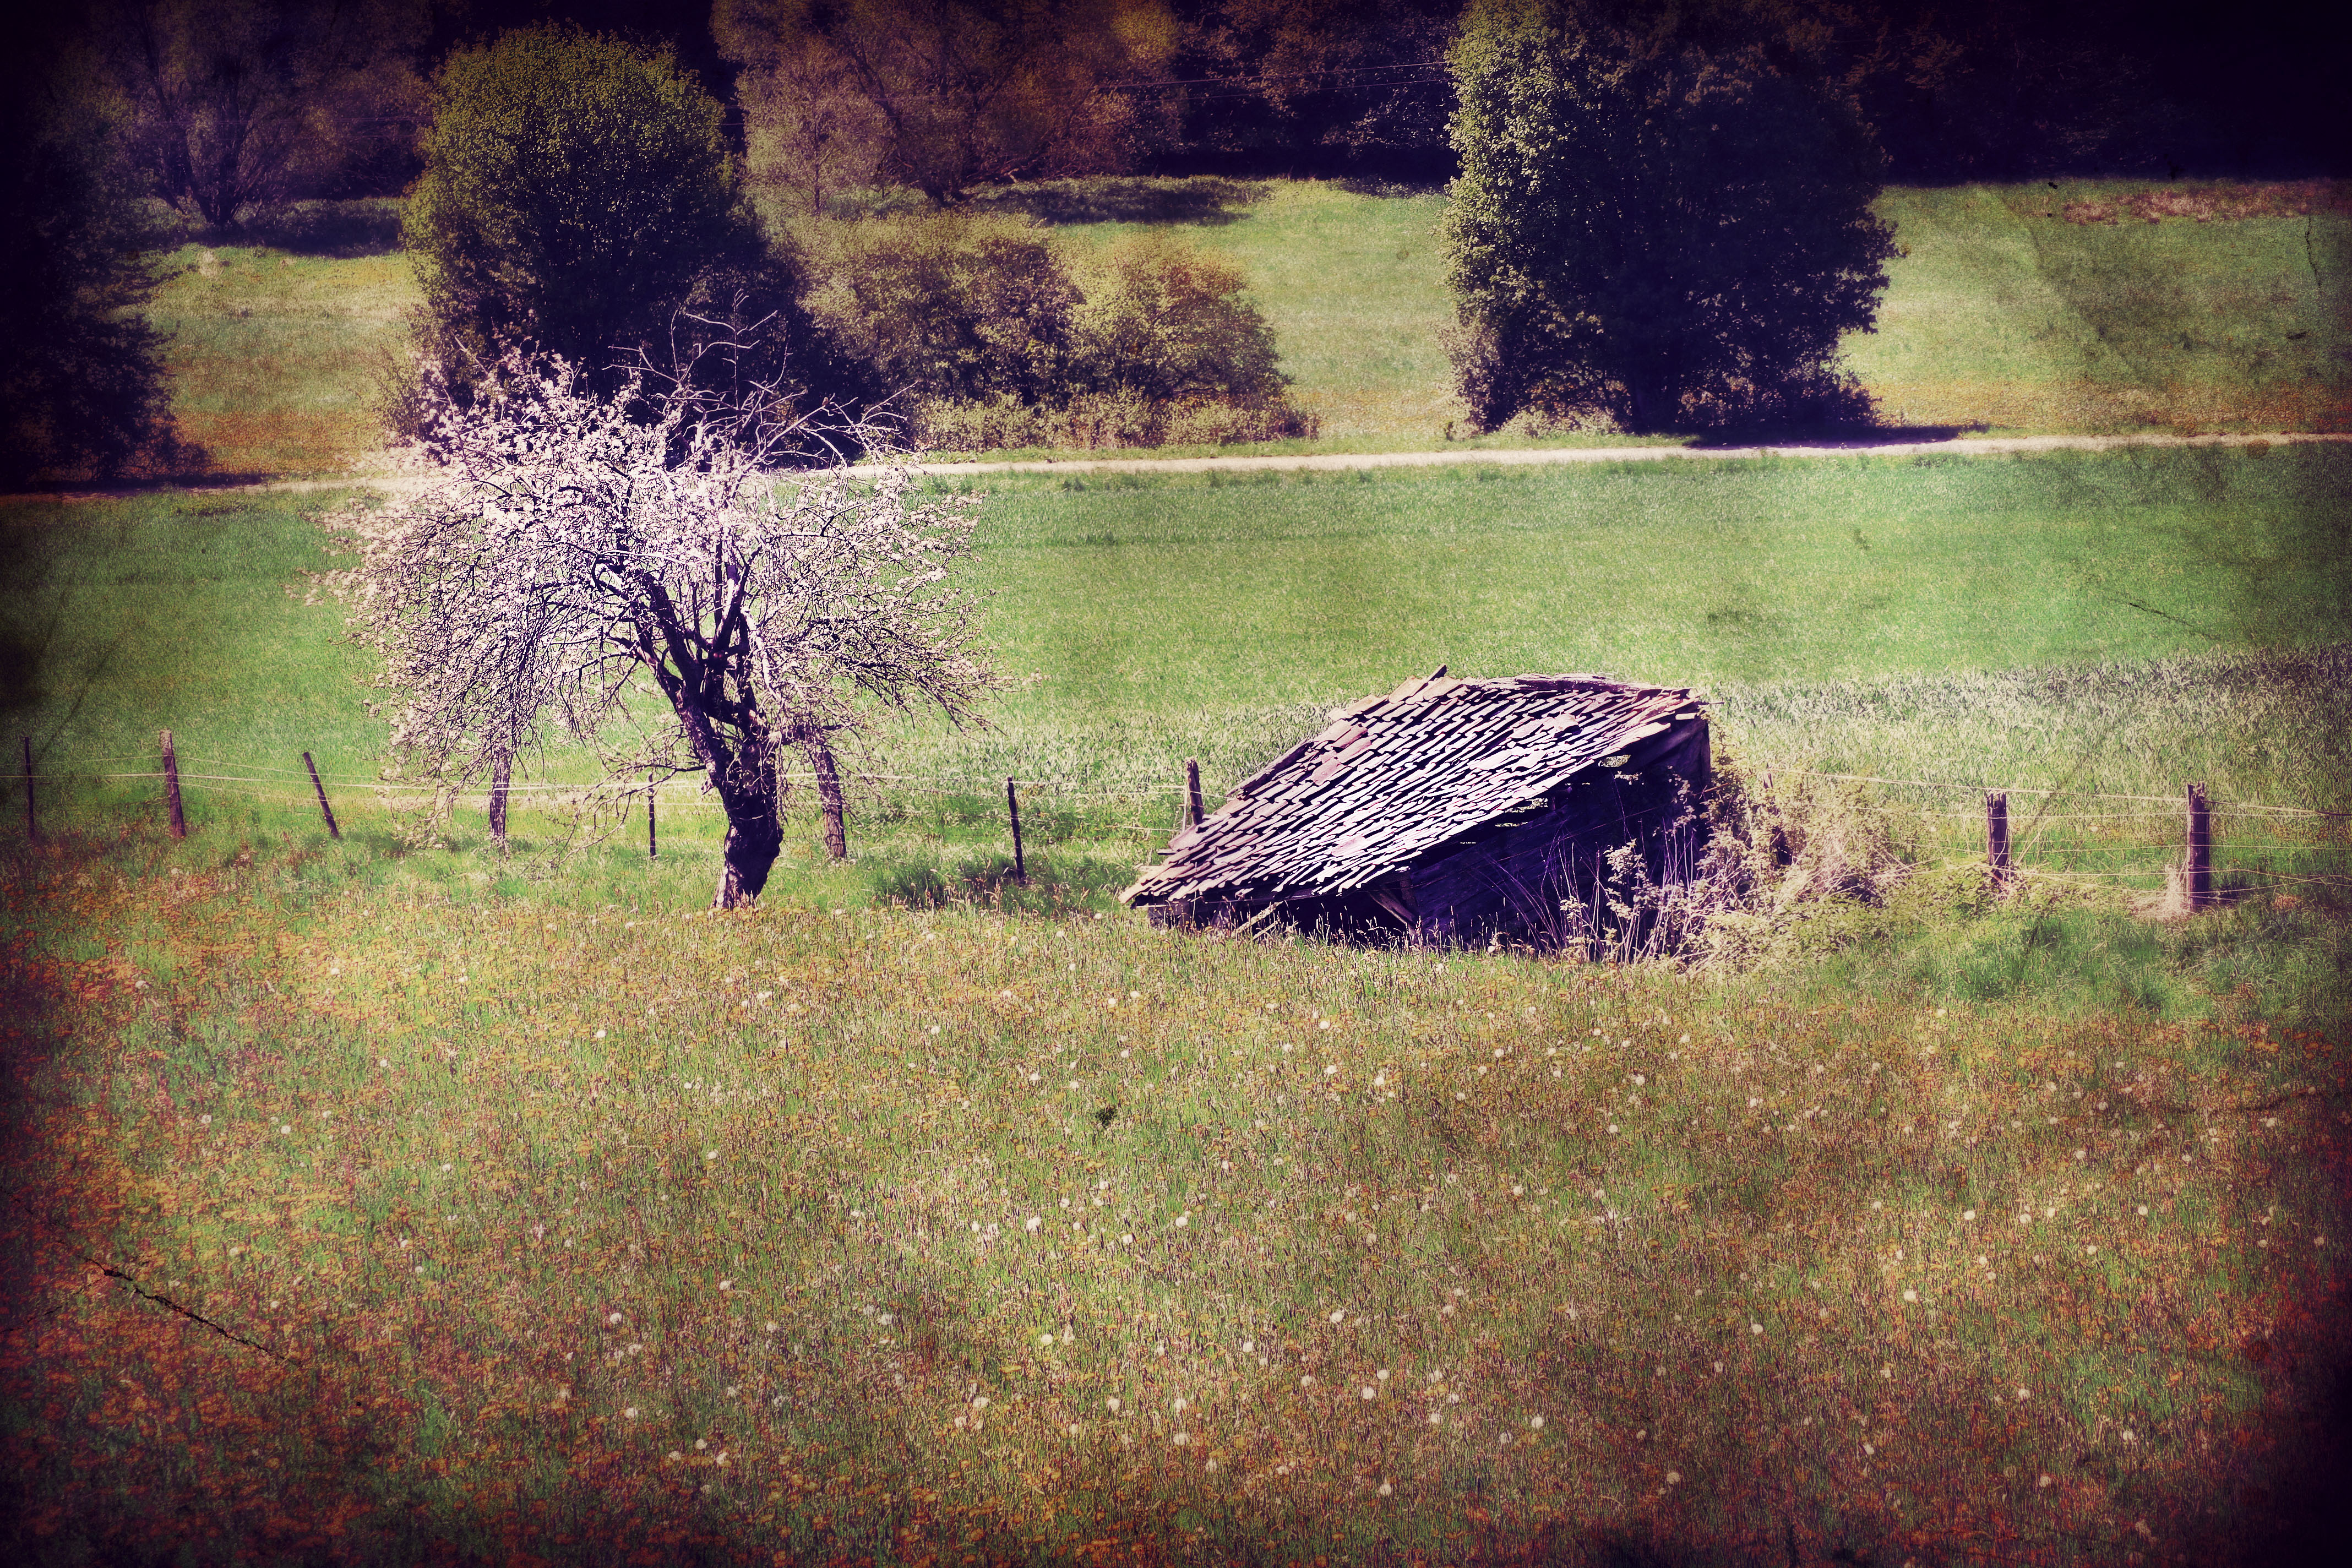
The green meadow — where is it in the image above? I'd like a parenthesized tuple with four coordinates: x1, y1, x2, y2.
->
(138, 178, 2352, 479)
(3, 182, 2348, 1566)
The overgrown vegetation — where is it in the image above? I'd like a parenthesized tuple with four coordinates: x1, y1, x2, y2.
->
(4, 429, 2348, 1560)
(799, 217, 1313, 449)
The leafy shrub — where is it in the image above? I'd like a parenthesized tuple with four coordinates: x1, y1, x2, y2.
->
(802, 218, 1310, 450)
(1066, 235, 1286, 404)
(800, 215, 1081, 406)
(912, 390, 1313, 453)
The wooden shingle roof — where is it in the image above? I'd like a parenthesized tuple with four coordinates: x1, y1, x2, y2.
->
(1123, 672, 1700, 908)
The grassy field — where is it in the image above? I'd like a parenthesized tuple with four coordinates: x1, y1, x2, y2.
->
(3, 803, 2346, 1564)
(124, 178, 2352, 482)
(144, 202, 414, 481)
(9, 234, 2351, 1561)
(8, 443, 2346, 857)
(910, 178, 2352, 447)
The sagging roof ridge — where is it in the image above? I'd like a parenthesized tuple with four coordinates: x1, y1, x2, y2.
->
(1126, 672, 1704, 908)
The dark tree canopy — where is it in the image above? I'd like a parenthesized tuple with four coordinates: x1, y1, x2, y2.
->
(1154, 0, 1462, 178)
(715, 0, 1170, 209)
(1440, 0, 1894, 433)
(0, 29, 189, 486)
(403, 25, 777, 376)
(92, 0, 431, 228)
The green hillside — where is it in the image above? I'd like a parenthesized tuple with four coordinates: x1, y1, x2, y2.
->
(140, 179, 2351, 479)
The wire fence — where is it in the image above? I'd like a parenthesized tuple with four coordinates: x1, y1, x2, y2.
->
(1773, 766, 2351, 896)
(8, 742, 2347, 893)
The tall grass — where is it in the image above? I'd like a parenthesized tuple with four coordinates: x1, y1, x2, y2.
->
(1, 844, 2343, 1564)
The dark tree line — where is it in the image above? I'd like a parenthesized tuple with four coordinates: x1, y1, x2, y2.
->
(29, 1, 2350, 225)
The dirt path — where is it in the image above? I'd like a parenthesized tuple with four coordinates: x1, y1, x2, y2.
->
(8, 429, 2346, 505)
(862, 428, 2351, 478)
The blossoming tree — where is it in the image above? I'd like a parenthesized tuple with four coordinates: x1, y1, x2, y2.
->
(355, 347, 993, 906)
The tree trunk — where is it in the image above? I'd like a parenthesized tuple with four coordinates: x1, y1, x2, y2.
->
(714, 794, 785, 908)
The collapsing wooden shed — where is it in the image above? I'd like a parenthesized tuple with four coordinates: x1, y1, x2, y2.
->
(1121, 669, 1711, 944)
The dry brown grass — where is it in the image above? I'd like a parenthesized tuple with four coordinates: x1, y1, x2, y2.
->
(2060, 182, 2352, 226)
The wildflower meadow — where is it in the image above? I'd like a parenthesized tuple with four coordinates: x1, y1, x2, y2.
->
(2, 836, 2342, 1564)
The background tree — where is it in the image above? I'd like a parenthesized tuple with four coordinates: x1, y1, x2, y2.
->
(712, 0, 890, 218)
(715, 0, 1177, 208)
(92, 0, 430, 228)
(1156, 0, 1462, 180)
(1441, 0, 1893, 433)
(357, 352, 993, 907)
(403, 24, 793, 383)
(0, 23, 192, 486)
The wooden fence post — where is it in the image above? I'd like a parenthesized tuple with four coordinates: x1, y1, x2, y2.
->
(1985, 791, 2010, 892)
(1186, 759, 1205, 828)
(1006, 776, 1026, 884)
(647, 775, 658, 859)
(302, 752, 340, 840)
(808, 731, 847, 861)
(488, 750, 510, 852)
(21, 736, 34, 844)
(161, 729, 186, 838)
(2187, 782, 2213, 911)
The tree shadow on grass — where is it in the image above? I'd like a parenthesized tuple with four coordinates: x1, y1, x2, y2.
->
(829, 177, 1270, 227)
(165, 198, 405, 258)
(1686, 420, 1990, 449)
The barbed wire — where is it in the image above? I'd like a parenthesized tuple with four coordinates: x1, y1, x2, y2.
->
(4, 763, 2345, 819)
(1779, 769, 2345, 816)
